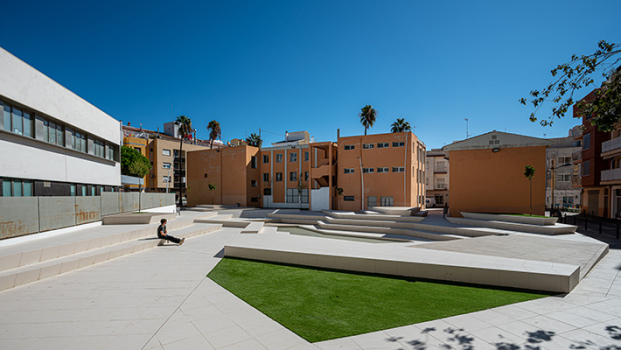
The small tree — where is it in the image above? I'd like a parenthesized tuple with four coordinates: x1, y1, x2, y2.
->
(245, 133, 262, 147)
(359, 105, 377, 135)
(336, 187, 344, 211)
(208, 183, 216, 204)
(390, 118, 412, 133)
(121, 146, 152, 212)
(524, 166, 535, 216)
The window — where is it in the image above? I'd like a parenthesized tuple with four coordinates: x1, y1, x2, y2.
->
(563, 196, 574, 205)
(344, 196, 355, 201)
(305, 171, 309, 181)
(276, 154, 283, 163)
(392, 141, 405, 147)
(392, 167, 404, 173)
(290, 172, 297, 181)
(557, 156, 572, 165)
(290, 152, 297, 162)
(81, 186, 87, 197)
(251, 156, 257, 169)
(276, 172, 282, 182)
(250, 197, 258, 203)
(368, 196, 377, 207)
(583, 133, 590, 150)
(380, 196, 393, 206)
(344, 168, 355, 174)
(363, 168, 374, 173)
(251, 180, 257, 187)
(305, 152, 309, 161)
(263, 155, 269, 163)
(94, 140, 105, 158)
(557, 174, 571, 182)
(2, 179, 11, 196)
(107, 145, 115, 161)
(163, 149, 171, 156)
(163, 163, 171, 169)
(1, 179, 32, 197)
(301, 188, 309, 203)
(263, 173, 270, 182)
(2, 103, 10, 132)
(363, 143, 374, 149)
(377, 167, 389, 173)
(264, 188, 272, 195)
(377, 142, 389, 148)
(286, 188, 299, 203)
(344, 145, 355, 150)
(70, 184, 76, 197)
(163, 176, 171, 182)
(583, 160, 590, 176)
(12, 108, 23, 135)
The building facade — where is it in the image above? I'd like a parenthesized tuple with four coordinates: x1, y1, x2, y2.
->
(187, 130, 426, 211)
(425, 148, 449, 207)
(546, 129, 582, 211)
(0, 47, 121, 197)
(443, 131, 550, 217)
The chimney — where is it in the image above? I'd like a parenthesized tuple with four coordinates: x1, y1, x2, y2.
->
(337, 129, 340, 139)
(128, 122, 131, 126)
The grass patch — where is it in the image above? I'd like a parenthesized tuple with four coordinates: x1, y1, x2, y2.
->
(208, 258, 550, 342)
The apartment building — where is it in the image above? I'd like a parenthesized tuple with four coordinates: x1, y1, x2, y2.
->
(443, 131, 550, 217)
(573, 90, 611, 217)
(546, 129, 582, 210)
(0, 47, 121, 197)
(601, 122, 621, 217)
(425, 148, 449, 207)
(337, 132, 426, 211)
(122, 123, 219, 200)
(187, 130, 425, 211)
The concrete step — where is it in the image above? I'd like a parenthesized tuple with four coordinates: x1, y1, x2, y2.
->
(321, 210, 425, 223)
(447, 217, 578, 235)
(241, 221, 264, 234)
(298, 225, 413, 242)
(0, 223, 222, 292)
(317, 222, 463, 241)
(196, 204, 239, 209)
(0, 216, 195, 273)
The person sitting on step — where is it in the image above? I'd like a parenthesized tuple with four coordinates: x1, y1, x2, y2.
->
(157, 219, 185, 245)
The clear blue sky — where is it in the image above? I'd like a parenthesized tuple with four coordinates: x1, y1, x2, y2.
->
(1, 0, 619, 149)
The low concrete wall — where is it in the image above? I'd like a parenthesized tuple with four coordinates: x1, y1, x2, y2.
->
(0, 193, 175, 240)
(39, 197, 76, 232)
(0, 197, 39, 239)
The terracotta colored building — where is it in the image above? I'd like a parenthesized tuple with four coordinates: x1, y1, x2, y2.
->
(443, 131, 550, 217)
(187, 130, 426, 211)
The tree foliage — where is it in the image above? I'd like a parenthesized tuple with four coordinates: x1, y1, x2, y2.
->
(521, 40, 620, 131)
(175, 115, 193, 205)
(359, 105, 377, 135)
(121, 146, 151, 177)
(207, 120, 221, 149)
(524, 165, 535, 216)
(390, 118, 412, 133)
(246, 133, 262, 147)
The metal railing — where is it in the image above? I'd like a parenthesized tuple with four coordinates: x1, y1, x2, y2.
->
(601, 168, 621, 182)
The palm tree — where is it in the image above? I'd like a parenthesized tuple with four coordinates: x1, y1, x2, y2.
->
(359, 105, 377, 135)
(208, 183, 216, 204)
(246, 133, 262, 147)
(207, 120, 221, 149)
(175, 115, 193, 207)
(524, 165, 535, 216)
(391, 118, 412, 133)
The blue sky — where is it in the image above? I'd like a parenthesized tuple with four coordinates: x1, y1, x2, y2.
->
(1, 0, 619, 149)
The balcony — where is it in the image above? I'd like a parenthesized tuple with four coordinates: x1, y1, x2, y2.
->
(601, 168, 621, 182)
(434, 166, 447, 173)
(572, 175, 581, 187)
(435, 184, 447, 190)
(572, 151, 582, 162)
(602, 137, 621, 154)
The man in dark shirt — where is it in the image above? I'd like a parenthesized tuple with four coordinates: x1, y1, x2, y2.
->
(157, 219, 185, 245)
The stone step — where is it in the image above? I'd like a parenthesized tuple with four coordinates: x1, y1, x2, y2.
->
(298, 225, 414, 242)
(321, 210, 425, 223)
(0, 223, 222, 292)
(0, 216, 195, 273)
(447, 217, 578, 235)
(241, 221, 264, 234)
(317, 222, 463, 241)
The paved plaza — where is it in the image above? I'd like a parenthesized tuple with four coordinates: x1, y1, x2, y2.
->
(0, 212, 620, 349)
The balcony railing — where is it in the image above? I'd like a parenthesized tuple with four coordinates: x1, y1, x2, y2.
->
(436, 183, 446, 189)
(602, 168, 621, 182)
(572, 151, 582, 162)
(572, 176, 581, 187)
(434, 166, 447, 172)
(602, 137, 621, 154)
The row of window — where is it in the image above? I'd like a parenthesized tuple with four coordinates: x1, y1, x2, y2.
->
(286, 188, 309, 203)
(344, 167, 405, 174)
(2, 177, 116, 197)
(346, 142, 406, 151)
(260, 152, 310, 164)
(262, 171, 310, 183)
(1, 99, 116, 161)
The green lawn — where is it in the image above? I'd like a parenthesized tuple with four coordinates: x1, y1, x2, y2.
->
(208, 258, 550, 342)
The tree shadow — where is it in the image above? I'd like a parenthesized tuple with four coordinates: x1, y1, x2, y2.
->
(382, 323, 621, 350)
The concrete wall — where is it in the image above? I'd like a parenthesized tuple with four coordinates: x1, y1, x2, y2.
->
(448, 146, 547, 216)
(0, 193, 174, 240)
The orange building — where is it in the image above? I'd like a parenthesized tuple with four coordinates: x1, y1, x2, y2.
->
(187, 130, 425, 211)
(336, 132, 426, 211)
(443, 131, 550, 217)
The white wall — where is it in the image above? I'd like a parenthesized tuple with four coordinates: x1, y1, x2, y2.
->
(0, 47, 120, 144)
(311, 187, 330, 211)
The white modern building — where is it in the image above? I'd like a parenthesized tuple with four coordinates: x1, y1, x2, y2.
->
(546, 129, 582, 210)
(0, 47, 121, 197)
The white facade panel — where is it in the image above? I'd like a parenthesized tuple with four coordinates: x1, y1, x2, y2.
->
(0, 47, 120, 144)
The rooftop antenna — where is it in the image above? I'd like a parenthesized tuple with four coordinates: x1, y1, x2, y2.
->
(412, 126, 419, 134)
(464, 118, 469, 139)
